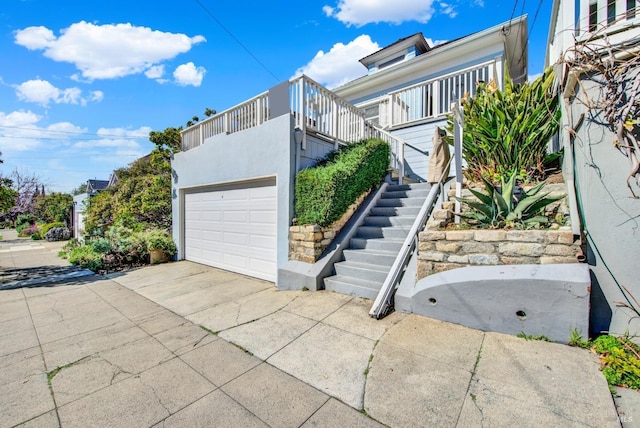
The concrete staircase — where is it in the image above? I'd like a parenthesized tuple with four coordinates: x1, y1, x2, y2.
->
(324, 182, 431, 299)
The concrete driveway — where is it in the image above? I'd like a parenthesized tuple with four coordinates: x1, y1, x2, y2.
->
(0, 234, 626, 427)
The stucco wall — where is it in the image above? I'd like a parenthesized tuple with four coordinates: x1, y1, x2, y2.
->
(171, 114, 296, 276)
(566, 75, 640, 337)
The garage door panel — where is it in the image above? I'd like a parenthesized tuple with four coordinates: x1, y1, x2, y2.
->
(223, 211, 248, 223)
(250, 235, 276, 250)
(184, 180, 277, 281)
(201, 230, 222, 242)
(250, 211, 277, 224)
(223, 232, 249, 245)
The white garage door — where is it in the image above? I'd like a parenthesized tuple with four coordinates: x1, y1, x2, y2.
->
(183, 178, 277, 281)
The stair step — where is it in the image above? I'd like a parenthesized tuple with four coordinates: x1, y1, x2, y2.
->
(381, 189, 430, 199)
(324, 275, 382, 300)
(342, 249, 397, 266)
(376, 198, 424, 208)
(334, 261, 389, 283)
(363, 215, 415, 227)
(386, 183, 431, 192)
(356, 226, 411, 239)
(350, 237, 404, 252)
(370, 206, 421, 217)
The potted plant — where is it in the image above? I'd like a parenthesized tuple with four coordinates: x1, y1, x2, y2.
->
(144, 229, 177, 264)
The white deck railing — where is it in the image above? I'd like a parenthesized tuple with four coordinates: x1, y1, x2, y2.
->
(381, 59, 497, 127)
(181, 91, 269, 151)
(180, 75, 410, 179)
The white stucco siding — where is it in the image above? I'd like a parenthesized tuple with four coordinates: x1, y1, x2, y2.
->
(172, 114, 296, 283)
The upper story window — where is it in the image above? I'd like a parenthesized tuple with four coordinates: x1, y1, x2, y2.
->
(587, 0, 637, 32)
(378, 55, 405, 70)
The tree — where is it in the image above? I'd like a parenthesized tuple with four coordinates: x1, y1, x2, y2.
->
(85, 149, 171, 232)
(9, 168, 45, 214)
(0, 177, 18, 213)
(71, 182, 88, 195)
(33, 192, 73, 224)
(149, 126, 182, 154)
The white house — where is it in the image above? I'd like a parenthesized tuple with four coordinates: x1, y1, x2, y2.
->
(546, 0, 640, 336)
(172, 16, 528, 289)
(71, 179, 109, 238)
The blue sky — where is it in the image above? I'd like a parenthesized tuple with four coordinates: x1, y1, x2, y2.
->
(0, 0, 553, 193)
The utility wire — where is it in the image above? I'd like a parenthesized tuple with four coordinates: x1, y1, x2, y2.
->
(0, 125, 149, 139)
(194, 0, 281, 82)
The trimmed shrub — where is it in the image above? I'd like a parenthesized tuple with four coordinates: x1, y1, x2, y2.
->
(45, 227, 71, 242)
(295, 138, 389, 226)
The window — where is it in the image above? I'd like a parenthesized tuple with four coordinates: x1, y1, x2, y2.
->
(607, 0, 616, 24)
(628, 0, 637, 19)
(378, 55, 405, 70)
(589, 1, 598, 31)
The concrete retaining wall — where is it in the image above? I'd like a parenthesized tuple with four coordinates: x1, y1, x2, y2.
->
(396, 263, 591, 343)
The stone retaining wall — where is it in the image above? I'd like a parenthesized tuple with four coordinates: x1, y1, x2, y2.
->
(289, 191, 369, 263)
(417, 228, 581, 279)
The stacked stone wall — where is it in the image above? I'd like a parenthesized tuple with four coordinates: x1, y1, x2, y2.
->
(417, 228, 580, 279)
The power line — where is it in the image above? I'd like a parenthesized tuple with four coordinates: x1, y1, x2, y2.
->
(193, 0, 281, 82)
(0, 135, 149, 142)
(0, 125, 149, 139)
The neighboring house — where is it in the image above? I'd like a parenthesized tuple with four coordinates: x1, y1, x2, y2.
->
(172, 16, 528, 284)
(71, 178, 110, 238)
(546, 0, 640, 335)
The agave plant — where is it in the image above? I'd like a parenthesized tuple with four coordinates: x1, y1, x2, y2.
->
(456, 171, 563, 228)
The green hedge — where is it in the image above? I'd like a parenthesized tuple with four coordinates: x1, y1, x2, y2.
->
(295, 138, 389, 227)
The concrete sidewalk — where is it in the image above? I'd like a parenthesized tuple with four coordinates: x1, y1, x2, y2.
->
(0, 248, 625, 427)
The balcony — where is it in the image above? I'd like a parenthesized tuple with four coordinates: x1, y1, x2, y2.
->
(577, 0, 640, 45)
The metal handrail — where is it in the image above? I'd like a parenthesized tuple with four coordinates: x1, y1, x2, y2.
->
(369, 155, 454, 319)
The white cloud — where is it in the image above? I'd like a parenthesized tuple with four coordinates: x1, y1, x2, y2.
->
(15, 79, 102, 106)
(323, 0, 436, 26)
(293, 35, 380, 89)
(90, 91, 104, 102)
(474, 0, 485, 6)
(173, 62, 206, 87)
(0, 110, 44, 152)
(0, 110, 41, 127)
(426, 38, 448, 47)
(439, 2, 457, 18)
(14, 21, 206, 80)
(97, 126, 152, 138)
(13, 25, 56, 49)
(145, 65, 165, 79)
